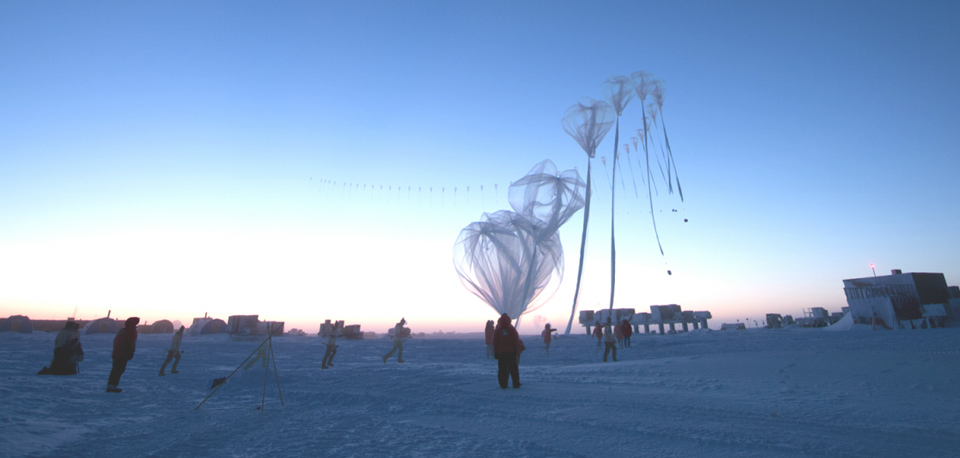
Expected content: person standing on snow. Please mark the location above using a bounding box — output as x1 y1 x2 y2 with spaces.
244 348 268 370
493 313 521 389
593 320 603 349
322 323 340 369
484 320 495 360
107 317 139 393
615 320 624 348
602 318 618 362
159 325 184 376
382 318 406 363
541 323 557 356
621 319 633 348
38 320 84 375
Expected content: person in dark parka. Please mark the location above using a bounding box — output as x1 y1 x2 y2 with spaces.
107 317 139 393
38 320 84 375
541 323 557 356
621 319 633 348
493 313 521 389
592 320 603 349
484 320 495 360
602 318 618 362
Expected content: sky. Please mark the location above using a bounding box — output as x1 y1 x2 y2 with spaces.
2 1 958 335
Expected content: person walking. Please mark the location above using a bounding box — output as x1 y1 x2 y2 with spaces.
382 318 406 363
621 319 633 348
244 348 268 370
615 320 624 348
593 320 603 349
159 325 184 376
602 318 618 362
493 313 521 389
322 324 340 369
484 320 495 360
107 317 139 393
38 320 84 375
541 323 557 356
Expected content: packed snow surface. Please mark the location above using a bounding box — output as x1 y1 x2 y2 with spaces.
3 326 959 457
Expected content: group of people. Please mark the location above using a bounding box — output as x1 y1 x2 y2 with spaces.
38 317 187 394
39 314 635 393
38 316 408 393
486 315 639 388
592 318 633 362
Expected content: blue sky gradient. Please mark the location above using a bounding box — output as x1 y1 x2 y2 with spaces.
2 1 958 334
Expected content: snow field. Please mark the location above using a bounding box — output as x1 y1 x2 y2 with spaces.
2 327 959 457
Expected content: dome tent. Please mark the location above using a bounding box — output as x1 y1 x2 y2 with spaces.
0 315 33 333
200 319 227 334
150 320 174 334
188 317 227 335
84 318 120 335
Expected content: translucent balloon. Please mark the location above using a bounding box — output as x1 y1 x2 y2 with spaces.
507 159 585 239
455 159 585 319
561 97 614 159
454 210 564 319
603 75 634 116
630 70 653 103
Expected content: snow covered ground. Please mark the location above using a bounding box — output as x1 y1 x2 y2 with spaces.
3 325 960 457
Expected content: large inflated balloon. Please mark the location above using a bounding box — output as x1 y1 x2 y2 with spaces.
508 159 585 238
454 210 563 319
455 162 584 319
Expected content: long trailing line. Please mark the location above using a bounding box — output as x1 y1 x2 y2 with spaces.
609 116 619 311
314 167 661 208
564 158 592 335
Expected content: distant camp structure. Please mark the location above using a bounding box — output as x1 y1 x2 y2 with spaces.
1 315 178 334
795 307 842 328
189 315 228 336
138 319 175 334
86 315 179 335
5 317 94 333
228 315 284 337
579 304 712 335
765 314 793 329
84 317 121 335
318 319 364 340
843 269 960 329
0 315 33 333
760 269 960 331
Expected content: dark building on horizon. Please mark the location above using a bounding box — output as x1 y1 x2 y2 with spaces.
842 269 957 327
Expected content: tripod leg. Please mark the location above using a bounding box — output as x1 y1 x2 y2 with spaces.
196 336 271 411
261 329 272 413
269 333 284 405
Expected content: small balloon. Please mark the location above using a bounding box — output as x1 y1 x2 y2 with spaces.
684 219 688 222
667 270 672 275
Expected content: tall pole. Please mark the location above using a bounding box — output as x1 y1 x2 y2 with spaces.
609 116 619 311
261 326 270 413
565 159 592 335
270 328 284 406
